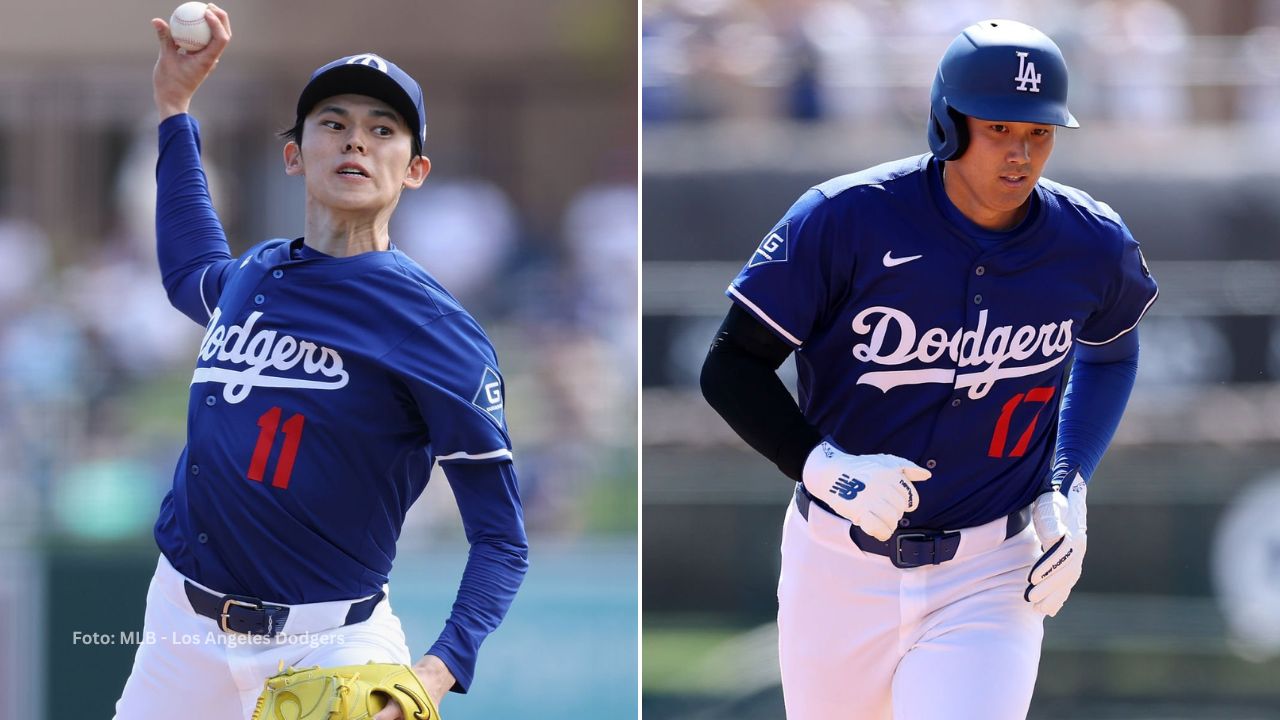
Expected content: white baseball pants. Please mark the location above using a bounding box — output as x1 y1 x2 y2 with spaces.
113 555 412 720
778 494 1046 720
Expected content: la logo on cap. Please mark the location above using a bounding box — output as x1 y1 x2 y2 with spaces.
346 54 389 73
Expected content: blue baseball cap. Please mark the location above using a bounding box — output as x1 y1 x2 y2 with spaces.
295 53 427 155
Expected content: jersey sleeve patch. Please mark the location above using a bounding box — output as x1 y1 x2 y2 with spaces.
748 223 789 268
472 366 505 426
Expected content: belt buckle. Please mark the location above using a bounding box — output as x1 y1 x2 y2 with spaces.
220 597 263 635
892 532 935 569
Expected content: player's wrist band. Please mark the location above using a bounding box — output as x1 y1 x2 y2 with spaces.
183 581 384 637
794 484 1031 569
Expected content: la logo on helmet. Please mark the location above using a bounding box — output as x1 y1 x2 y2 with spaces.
1014 51 1041 93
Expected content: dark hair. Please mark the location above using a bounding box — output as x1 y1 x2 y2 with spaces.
279 121 304 147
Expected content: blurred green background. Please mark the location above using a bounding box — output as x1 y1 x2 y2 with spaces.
0 1 637 719
643 0 1280 718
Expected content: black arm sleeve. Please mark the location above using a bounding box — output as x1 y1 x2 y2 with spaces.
700 303 823 481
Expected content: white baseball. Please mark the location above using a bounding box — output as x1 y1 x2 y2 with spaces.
169 2 212 53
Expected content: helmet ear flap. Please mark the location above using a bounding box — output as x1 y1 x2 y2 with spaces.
945 107 969 160
927 104 970 161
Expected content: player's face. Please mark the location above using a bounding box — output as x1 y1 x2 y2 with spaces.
283 94 429 214
943 117 1055 231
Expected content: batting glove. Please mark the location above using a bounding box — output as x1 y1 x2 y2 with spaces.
1025 473 1088 617
801 439 931 542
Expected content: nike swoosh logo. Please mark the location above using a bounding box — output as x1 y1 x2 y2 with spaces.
240 255 253 269
883 251 923 268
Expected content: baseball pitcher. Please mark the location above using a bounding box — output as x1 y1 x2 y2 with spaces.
113 6 528 719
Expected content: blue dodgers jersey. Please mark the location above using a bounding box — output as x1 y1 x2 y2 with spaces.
154 238 512 604
729 154 1158 530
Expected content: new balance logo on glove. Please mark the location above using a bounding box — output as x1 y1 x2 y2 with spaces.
830 475 866 500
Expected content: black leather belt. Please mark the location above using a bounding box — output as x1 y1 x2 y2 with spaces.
183 581 384 637
794 484 1031 569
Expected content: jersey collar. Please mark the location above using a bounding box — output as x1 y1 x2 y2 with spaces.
925 156 1046 249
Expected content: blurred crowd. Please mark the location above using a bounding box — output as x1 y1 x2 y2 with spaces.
644 0 1280 126
0 127 637 545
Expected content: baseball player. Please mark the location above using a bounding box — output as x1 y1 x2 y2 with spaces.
701 19 1157 719
114 6 528 719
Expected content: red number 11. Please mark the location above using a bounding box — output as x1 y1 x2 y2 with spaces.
247 406 306 489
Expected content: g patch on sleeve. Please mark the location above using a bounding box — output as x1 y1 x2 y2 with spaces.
748 223 789 268
472 366 505 426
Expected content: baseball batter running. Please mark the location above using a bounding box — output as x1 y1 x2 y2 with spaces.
701 19 1158 719
114 6 528 719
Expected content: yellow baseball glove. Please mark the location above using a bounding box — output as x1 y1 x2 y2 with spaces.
251 662 439 720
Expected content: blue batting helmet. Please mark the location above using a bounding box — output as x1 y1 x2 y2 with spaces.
928 19 1079 160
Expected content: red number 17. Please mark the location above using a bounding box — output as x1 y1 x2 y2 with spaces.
988 386 1055 459
247 407 306 489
